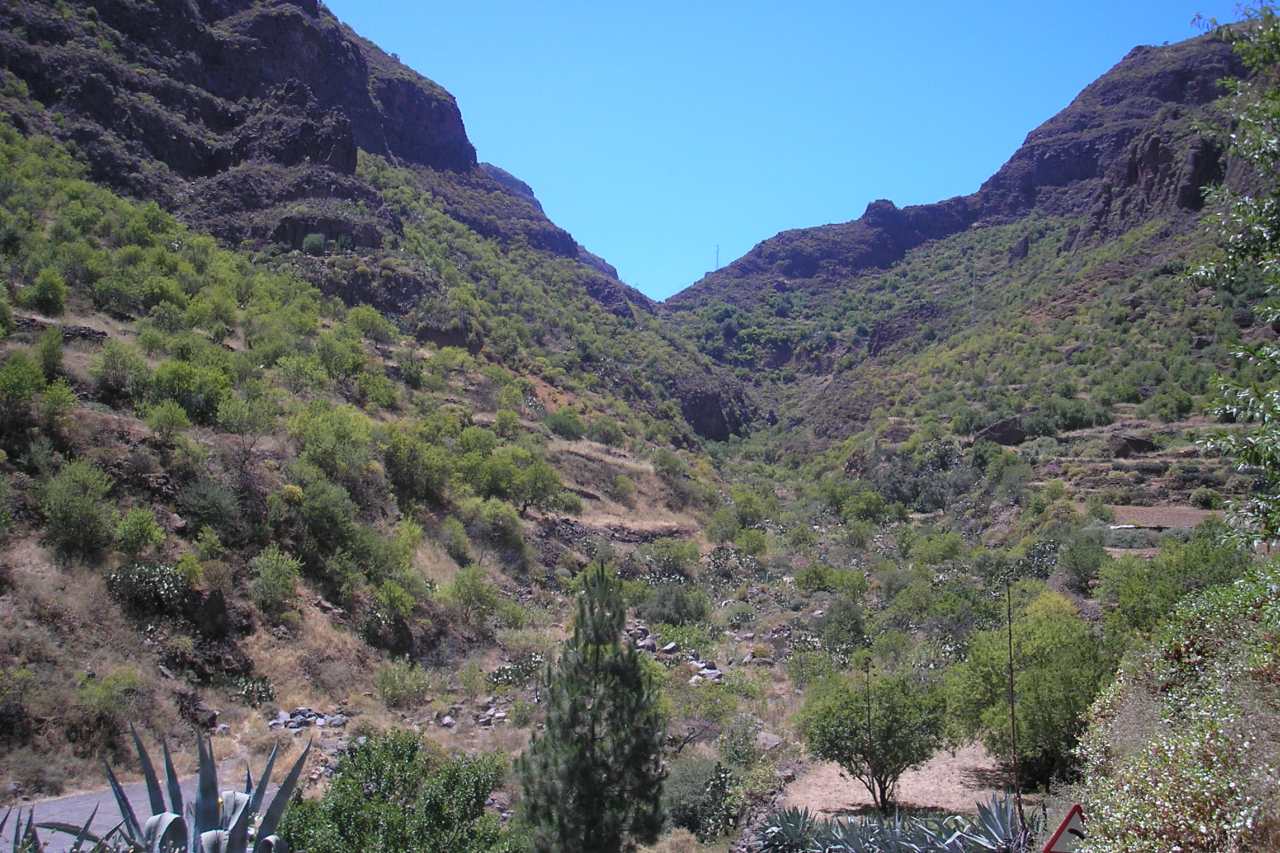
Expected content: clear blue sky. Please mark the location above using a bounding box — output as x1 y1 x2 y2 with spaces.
325 1 1239 300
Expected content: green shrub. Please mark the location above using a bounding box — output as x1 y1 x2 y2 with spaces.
376 659 432 708
145 399 191 442
545 407 586 439
91 339 150 404
107 562 189 615
152 360 230 423
36 326 62 380
663 756 739 841
439 566 499 626
115 506 165 560
279 730 509 853
608 474 637 506
250 545 301 620
786 650 836 689
0 351 44 431
302 233 326 256
440 516 471 564
587 417 626 446
21 268 67 315
39 379 76 432
734 527 767 556
637 583 709 626
43 460 115 558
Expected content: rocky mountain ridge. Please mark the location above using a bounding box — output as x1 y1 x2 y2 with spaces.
666 33 1243 311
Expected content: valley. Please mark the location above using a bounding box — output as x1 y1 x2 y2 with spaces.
0 2 1277 852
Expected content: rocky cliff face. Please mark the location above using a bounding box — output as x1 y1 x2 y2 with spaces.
667 33 1244 311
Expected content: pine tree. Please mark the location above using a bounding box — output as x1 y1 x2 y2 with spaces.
518 562 665 853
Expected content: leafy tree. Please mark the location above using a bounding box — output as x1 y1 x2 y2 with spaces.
43 460 115 558
513 456 562 513
1197 5 1280 543
945 590 1107 785
280 731 512 852
0 351 44 434
91 339 150 404
519 561 665 852
545 407 586 440
800 669 944 812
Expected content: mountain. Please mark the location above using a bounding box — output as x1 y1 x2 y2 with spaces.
663 32 1260 447
0 0 753 439
668 33 1241 312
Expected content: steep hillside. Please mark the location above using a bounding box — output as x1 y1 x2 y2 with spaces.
0 0 753 441
665 32 1258 452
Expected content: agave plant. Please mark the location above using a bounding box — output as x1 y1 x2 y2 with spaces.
44 725 311 853
757 792 1043 853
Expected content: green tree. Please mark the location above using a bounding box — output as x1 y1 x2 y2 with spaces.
800 669 944 812
43 460 115 559
0 351 44 434
518 561 665 852
145 399 191 443
945 590 1107 785
1198 5 1280 543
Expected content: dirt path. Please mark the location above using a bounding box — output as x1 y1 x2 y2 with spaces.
782 743 1007 816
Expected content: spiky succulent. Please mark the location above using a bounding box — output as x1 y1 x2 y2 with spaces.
3 803 115 852
42 724 311 853
756 793 1042 853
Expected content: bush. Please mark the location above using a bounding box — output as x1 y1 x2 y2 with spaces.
440 516 471 564
439 566 499 626
39 379 76 432
250 545 301 620
151 360 230 423
545 407 586 439
178 477 244 544
637 583 709 626
587 417 626 446
279 731 510 853
43 460 115 558
91 339 150 404
607 474 637 507
302 232 326 256
376 659 432 708
36 326 62 380
21 268 67 315
145 399 191 442
115 507 165 560
664 756 739 841
0 351 44 431
734 527 767 556
107 562 189 615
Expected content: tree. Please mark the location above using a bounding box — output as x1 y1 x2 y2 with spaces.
518 561 665 852
35 326 62 381
115 507 165 561
1198 6 1280 543
22 268 67 315
945 590 1107 785
800 669 944 812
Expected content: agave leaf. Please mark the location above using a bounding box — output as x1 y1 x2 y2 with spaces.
21 809 37 851
130 724 167 818
256 836 288 853
104 759 144 841
193 736 220 836
252 740 310 851
197 829 228 853
37 803 105 847
220 791 252 851
244 767 253 797
160 739 184 817
143 812 187 853
247 744 278 818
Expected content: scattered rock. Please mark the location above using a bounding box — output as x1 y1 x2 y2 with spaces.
660 641 679 654
440 715 456 728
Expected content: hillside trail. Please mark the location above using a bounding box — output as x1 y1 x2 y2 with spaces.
782 743 1007 817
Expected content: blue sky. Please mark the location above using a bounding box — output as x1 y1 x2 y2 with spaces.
325 1 1240 300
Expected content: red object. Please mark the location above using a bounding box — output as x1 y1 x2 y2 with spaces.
1043 803 1086 853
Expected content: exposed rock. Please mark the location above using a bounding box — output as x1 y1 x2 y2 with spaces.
1109 433 1158 458
975 416 1027 447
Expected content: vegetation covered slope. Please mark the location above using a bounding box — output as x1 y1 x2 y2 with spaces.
1 3 1279 853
